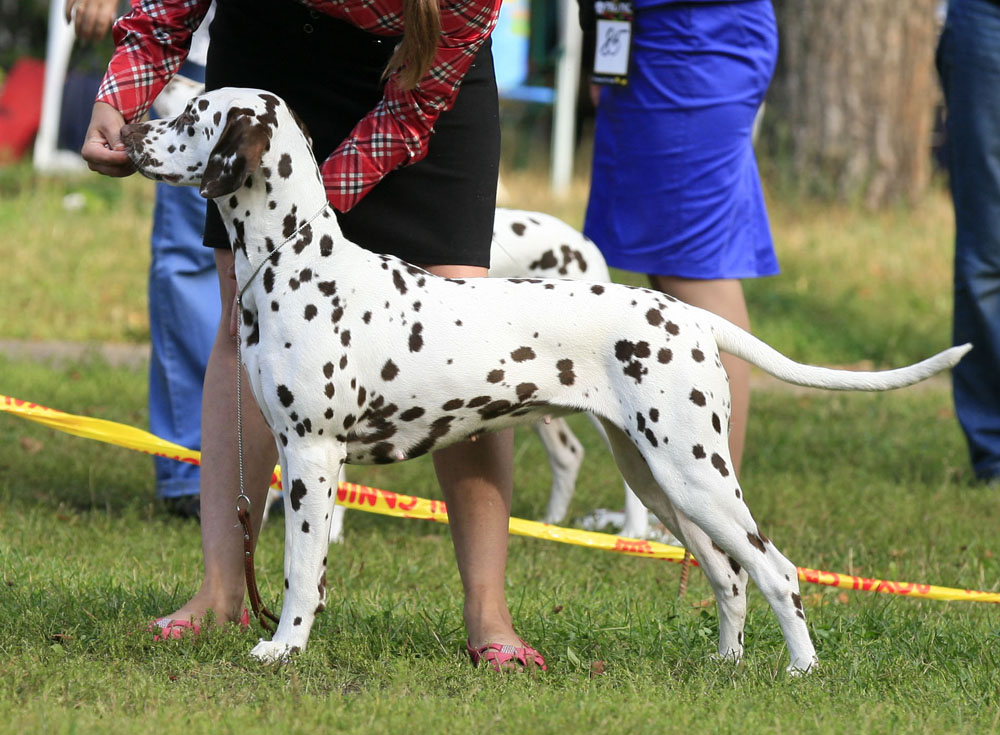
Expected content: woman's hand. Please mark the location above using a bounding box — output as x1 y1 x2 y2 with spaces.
81 102 136 177
65 0 118 42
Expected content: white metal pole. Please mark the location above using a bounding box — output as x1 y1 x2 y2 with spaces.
550 0 582 195
34 0 86 172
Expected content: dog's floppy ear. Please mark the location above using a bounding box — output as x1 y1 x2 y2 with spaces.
200 108 272 199
287 105 313 147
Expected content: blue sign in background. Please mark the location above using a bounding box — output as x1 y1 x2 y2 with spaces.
492 0 530 92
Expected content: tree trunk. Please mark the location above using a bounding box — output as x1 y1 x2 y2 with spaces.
764 0 940 208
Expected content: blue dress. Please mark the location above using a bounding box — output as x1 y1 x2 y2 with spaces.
584 0 779 280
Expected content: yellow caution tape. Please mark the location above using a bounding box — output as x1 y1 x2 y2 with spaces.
4 393 999 604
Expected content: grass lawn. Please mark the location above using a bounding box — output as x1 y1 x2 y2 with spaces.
1 163 998 734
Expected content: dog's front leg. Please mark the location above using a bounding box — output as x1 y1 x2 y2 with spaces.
250 440 344 663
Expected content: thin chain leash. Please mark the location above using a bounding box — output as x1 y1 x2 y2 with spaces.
235 301 280 633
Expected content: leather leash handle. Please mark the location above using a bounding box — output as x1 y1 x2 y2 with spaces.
238 507 281 633
677 549 692 599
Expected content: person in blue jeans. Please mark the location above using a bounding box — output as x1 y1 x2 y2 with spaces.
67 0 218 515
937 0 1000 484
148 172 219 517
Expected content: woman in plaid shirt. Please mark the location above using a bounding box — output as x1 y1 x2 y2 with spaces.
82 0 545 672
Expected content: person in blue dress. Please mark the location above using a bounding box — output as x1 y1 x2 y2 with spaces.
585 0 779 475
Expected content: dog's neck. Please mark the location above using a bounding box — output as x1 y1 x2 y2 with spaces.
214 129 337 274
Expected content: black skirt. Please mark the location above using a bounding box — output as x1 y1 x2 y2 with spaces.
203 0 500 267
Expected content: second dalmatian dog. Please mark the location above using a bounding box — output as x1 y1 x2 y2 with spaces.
122 88 969 673
265 208 653 544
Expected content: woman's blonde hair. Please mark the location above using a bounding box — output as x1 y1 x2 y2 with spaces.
385 0 442 90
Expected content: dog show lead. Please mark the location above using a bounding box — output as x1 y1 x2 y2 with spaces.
80 0 546 672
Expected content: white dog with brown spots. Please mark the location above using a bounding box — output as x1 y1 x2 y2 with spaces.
267 207 655 545
121 88 969 673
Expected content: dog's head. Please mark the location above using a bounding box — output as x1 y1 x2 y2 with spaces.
122 87 311 200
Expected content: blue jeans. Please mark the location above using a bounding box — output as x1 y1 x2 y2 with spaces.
937 0 1000 481
149 181 219 498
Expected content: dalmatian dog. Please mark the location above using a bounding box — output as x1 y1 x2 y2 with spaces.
121 88 969 672
264 208 653 544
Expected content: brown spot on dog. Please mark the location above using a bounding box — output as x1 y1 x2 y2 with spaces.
289 479 307 511
400 406 425 421
409 323 424 352
381 360 399 381
392 270 407 295
516 382 538 401
711 453 730 477
557 358 575 385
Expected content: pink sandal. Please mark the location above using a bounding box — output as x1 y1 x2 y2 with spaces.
466 638 547 672
148 608 250 642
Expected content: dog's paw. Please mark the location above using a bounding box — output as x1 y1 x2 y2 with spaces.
250 639 298 664
708 649 743 666
786 656 819 676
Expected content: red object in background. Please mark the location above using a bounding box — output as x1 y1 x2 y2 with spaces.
0 58 46 163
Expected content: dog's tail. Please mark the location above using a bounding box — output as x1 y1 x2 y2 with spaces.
704 310 971 391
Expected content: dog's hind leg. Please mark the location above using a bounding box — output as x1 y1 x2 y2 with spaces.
250 440 344 663
535 417 585 525
597 419 749 663
626 423 816 674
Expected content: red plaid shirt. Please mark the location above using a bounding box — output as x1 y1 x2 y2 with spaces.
97 0 500 211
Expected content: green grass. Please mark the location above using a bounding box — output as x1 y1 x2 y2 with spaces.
2 357 998 734
1 163 997 733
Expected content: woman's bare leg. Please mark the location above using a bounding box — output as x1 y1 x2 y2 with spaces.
157 249 277 624
422 263 521 649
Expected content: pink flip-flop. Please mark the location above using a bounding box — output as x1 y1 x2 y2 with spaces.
466 638 547 672
148 608 250 642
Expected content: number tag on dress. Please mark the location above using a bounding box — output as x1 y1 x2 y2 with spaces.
592 0 633 86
